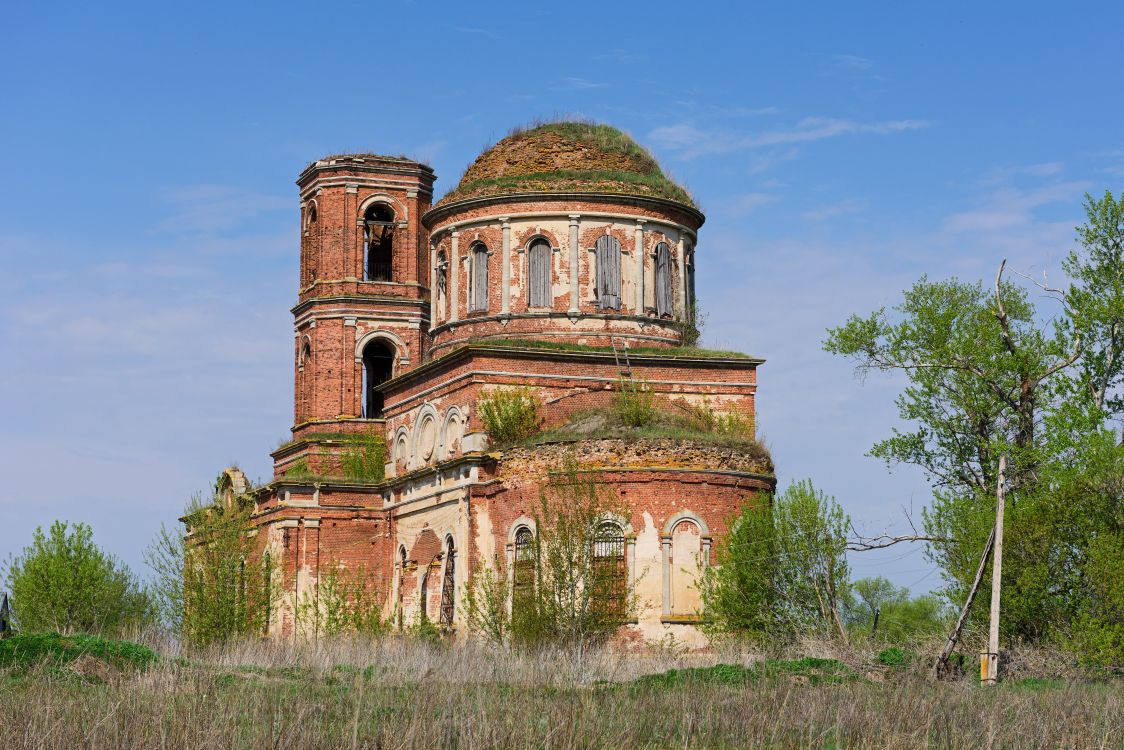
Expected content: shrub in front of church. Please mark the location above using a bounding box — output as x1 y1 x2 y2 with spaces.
464 456 634 647
478 387 541 446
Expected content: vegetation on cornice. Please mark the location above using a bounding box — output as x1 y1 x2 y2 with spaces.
462 337 755 360
438 121 695 208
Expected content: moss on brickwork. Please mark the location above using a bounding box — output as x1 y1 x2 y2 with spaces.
457 338 755 360
439 122 695 207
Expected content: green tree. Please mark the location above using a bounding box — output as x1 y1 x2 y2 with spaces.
147 475 275 648
825 190 1124 651
702 480 850 641
4 521 152 635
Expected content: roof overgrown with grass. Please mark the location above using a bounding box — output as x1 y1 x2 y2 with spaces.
438 121 695 208
472 337 756 360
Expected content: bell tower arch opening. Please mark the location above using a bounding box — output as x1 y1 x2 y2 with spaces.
362 339 395 418
363 203 395 281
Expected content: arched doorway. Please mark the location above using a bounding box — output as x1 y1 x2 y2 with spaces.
362 339 395 418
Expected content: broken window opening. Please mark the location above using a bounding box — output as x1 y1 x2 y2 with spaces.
513 526 536 612
439 538 456 627
363 204 395 282
362 339 394 418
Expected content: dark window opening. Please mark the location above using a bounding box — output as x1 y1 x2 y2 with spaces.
686 246 696 314
364 204 395 281
591 522 627 619
439 538 456 627
362 339 394 418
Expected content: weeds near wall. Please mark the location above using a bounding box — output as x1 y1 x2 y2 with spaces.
339 432 385 482
295 562 386 638
612 378 655 427
680 398 755 439
478 387 541 447
675 302 707 348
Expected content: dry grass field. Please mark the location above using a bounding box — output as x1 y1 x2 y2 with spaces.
1 635 1122 749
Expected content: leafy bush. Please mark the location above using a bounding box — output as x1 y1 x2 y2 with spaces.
612 379 655 427
464 455 632 648
296 562 386 637
3 521 153 636
0 632 158 672
146 475 277 648
877 647 915 667
478 387 541 446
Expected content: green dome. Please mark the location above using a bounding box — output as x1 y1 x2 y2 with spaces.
437 122 694 208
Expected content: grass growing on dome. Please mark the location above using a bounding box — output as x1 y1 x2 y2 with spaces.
440 119 697 207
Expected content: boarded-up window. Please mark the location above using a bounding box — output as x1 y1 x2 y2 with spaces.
471 244 489 312
528 240 552 307
670 520 703 616
686 245 696 313
595 235 621 310
655 242 673 317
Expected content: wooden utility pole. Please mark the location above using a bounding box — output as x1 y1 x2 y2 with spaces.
983 454 1008 686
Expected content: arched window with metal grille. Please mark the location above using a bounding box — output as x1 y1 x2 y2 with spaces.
471 243 489 312
528 239 552 307
439 537 456 627
591 521 627 619
595 235 621 310
512 526 536 613
655 241 673 317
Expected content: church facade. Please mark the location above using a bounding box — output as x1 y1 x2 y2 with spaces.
247 123 774 645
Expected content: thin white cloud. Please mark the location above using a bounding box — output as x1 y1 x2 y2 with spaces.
455 26 500 40
943 181 1090 234
158 185 289 233
557 77 609 90
831 54 875 71
728 192 777 216
649 117 929 159
801 198 869 222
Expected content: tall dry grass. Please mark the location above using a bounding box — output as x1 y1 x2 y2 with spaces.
2 636 1122 749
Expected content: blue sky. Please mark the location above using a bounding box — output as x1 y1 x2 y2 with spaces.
2 1 1121 595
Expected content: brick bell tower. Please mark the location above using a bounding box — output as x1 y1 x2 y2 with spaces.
286 154 435 452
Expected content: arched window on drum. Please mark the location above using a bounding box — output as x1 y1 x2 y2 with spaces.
528 239 552 308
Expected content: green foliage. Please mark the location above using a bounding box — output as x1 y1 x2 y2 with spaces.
3 521 152 636
0 632 158 671
632 658 857 689
296 563 387 637
675 301 707 347
842 576 954 642
680 398 755 439
824 190 1124 658
612 378 655 427
340 432 386 481
464 455 631 648
478 387 541 446
876 647 915 667
286 457 313 478
146 475 277 648
702 480 850 641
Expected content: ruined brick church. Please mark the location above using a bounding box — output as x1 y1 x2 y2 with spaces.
241 123 774 644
